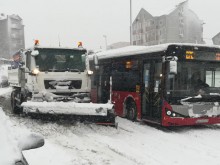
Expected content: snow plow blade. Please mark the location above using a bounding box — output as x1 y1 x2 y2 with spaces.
21 102 116 127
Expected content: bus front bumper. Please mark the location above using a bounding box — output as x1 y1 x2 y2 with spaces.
162 116 220 126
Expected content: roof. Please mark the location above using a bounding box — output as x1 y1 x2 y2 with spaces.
27 46 87 51
212 32 220 40
89 43 220 60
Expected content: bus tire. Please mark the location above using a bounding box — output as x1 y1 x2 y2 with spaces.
126 101 137 121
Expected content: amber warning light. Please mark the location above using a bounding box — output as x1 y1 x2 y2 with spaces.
78 42 83 48
34 40 39 46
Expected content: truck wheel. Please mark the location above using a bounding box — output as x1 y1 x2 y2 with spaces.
126 101 137 121
11 91 22 114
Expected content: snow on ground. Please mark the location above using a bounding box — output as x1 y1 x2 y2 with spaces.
1 87 220 165
18 117 220 165
0 105 44 165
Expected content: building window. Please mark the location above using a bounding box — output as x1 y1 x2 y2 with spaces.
150 20 154 26
179 7 184 16
179 18 184 26
145 19 150 27
179 28 184 38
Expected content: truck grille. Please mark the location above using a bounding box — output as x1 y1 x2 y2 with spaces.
44 80 82 89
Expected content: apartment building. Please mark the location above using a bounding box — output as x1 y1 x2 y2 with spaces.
132 1 204 46
0 14 25 59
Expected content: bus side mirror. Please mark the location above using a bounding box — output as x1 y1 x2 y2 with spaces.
93 54 99 70
169 60 177 75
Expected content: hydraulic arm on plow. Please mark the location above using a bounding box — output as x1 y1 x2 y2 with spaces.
8 42 116 126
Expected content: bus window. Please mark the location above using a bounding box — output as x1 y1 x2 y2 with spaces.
153 62 162 92
206 69 220 87
167 61 220 97
112 60 140 92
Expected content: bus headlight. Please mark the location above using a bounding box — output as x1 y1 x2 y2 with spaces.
166 110 172 116
166 108 183 118
32 68 39 75
87 70 93 75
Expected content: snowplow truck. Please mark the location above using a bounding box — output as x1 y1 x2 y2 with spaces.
8 44 115 126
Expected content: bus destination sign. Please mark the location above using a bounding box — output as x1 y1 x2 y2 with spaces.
185 51 220 61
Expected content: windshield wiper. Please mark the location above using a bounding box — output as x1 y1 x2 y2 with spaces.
181 94 220 103
48 68 59 72
70 69 81 73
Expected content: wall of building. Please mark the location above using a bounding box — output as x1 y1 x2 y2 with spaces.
132 1 204 46
0 14 25 59
0 19 10 58
212 33 220 45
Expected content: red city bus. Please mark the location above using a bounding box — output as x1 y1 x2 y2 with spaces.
89 43 220 126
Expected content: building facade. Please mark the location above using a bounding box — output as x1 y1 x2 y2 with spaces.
0 14 25 59
132 1 204 46
212 32 220 45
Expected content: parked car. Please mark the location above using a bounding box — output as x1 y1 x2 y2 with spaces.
0 75 9 87
0 109 44 165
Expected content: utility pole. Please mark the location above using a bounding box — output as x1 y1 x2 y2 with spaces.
103 35 108 50
58 35 61 47
130 0 132 45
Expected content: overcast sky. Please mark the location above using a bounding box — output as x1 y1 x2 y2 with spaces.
0 0 219 50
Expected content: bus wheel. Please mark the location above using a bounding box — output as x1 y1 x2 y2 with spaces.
126 101 137 121
11 90 22 114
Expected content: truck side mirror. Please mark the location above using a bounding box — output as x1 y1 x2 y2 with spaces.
31 50 39 56
93 54 99 70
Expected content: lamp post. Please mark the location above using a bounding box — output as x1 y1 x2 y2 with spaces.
103 35 108 50
130 0 132 45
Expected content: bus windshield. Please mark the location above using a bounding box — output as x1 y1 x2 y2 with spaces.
167 61 220 97
35 48 86 72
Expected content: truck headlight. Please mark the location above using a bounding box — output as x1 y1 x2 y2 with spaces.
32 68 39 75
87 70 93 75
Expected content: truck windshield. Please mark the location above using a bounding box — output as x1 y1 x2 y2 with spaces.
167 61 220 98
35 48 86 72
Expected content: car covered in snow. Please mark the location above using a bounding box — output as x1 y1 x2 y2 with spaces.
0 65 9 88
0 108 44 165
0 75 9 87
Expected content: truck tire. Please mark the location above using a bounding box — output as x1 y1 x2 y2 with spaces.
11 90 22 114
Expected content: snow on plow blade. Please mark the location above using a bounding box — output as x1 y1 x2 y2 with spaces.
21 102 116 126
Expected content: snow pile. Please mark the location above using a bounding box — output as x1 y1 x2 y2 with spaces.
0 107 44 164
0 108 22 164
0 87 12 97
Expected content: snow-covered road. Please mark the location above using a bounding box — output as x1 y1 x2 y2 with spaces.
1 87 220 165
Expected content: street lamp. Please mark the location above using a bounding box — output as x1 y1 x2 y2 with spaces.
130 0 132 45
103 35 108 50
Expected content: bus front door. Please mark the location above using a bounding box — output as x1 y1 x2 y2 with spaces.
142 62 162 122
